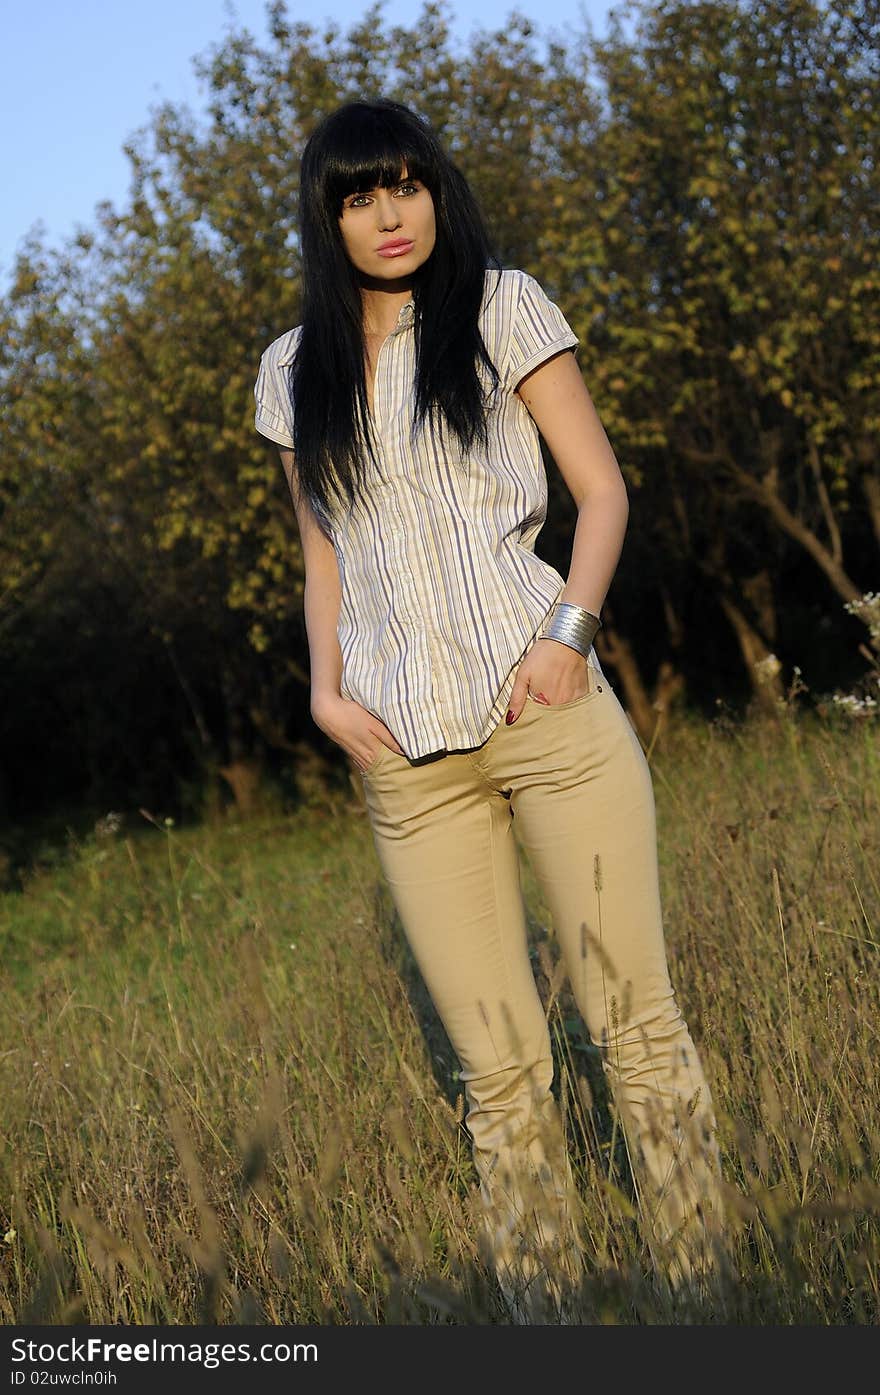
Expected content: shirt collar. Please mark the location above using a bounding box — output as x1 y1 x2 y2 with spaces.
393 298 415 332
276 299 414 368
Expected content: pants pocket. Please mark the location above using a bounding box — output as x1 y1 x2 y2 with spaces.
528 660 604 710
362 742 392 777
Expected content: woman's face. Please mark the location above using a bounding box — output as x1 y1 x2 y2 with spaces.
338 166 436 281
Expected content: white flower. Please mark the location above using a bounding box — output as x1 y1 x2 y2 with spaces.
831 692 878 718
754 653 782 684
844 592 880 644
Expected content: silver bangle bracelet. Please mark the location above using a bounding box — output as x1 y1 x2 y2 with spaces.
540 602 602 660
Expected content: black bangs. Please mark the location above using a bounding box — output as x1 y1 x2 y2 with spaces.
327 148 432 208
314 103 440 212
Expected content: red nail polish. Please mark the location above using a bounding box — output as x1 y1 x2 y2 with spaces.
505 710 515 724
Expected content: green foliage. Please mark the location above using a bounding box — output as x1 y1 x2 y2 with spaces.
0 0 877 823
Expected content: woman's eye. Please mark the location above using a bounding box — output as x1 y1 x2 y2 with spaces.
344 183 419 209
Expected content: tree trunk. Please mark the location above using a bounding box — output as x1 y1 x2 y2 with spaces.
861 470 880 551
656 584 687 713
652 657 687 716
717 589 784 708
725 457 865 610
217 757 266 816
219 665 268 817
594 610 661 749
807 437 843 566
680 443 874 637
741 568 779 645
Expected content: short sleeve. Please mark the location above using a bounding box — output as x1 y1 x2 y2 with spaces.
504 273 579 390
254 341 296 448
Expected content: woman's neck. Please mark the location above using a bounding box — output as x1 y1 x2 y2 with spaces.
359 279 414 338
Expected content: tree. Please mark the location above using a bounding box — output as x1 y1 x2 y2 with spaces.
1 0 876 830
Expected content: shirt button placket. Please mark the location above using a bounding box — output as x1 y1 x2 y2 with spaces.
384 306 442 747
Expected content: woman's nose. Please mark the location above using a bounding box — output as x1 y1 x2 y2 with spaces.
375 194 402 230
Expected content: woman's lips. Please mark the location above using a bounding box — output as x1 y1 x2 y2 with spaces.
377 240 414 258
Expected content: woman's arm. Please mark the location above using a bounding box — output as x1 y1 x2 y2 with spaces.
278 447 344 712
507 350 630 716
278 447 404 767
516 348 629 616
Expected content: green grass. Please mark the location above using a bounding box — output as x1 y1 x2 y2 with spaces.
1 700 878 1325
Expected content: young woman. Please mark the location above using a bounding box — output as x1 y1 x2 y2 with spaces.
254 98 726 1320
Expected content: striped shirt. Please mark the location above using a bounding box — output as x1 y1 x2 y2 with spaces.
254 268 603 761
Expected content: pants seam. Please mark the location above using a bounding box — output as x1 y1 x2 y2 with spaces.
482 789 539 1082
486 791 514 1068
465 748 494 787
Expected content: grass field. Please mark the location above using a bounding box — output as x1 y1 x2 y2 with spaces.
2 697 878 1325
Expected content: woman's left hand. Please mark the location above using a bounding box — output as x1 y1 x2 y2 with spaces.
505 638 591 723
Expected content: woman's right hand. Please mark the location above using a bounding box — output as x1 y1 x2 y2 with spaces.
311 692 405 773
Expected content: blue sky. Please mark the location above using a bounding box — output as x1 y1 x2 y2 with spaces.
1 0 616 290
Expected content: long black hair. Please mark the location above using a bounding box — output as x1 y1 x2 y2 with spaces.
289 98 501 528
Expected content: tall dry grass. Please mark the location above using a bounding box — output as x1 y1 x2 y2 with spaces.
1 691 878 1324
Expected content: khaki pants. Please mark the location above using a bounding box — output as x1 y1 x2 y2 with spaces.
359 662 725 1317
